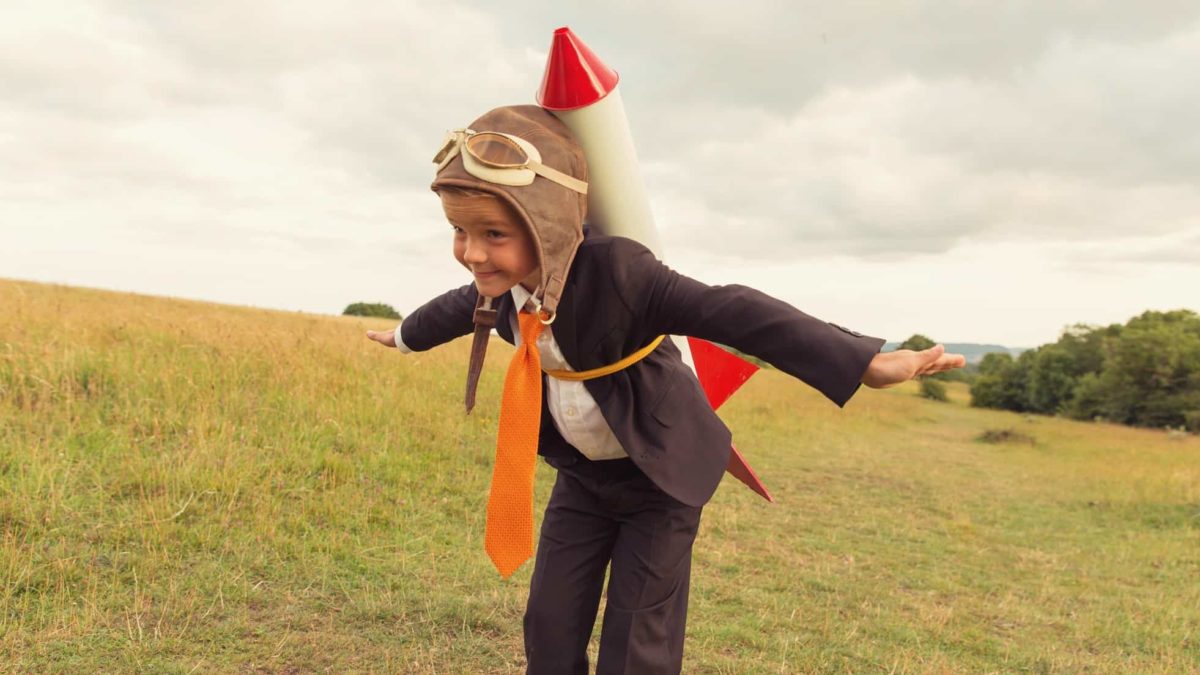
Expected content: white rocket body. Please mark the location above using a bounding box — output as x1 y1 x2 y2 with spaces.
550 88 664 258
546 87 691 366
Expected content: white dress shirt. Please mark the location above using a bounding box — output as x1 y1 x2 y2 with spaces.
394 285 628 460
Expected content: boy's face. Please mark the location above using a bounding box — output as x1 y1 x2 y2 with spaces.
442 191 540 298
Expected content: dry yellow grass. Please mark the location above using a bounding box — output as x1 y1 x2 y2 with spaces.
2 277 1198 672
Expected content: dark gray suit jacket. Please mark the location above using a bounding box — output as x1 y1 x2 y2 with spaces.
400 235 885 507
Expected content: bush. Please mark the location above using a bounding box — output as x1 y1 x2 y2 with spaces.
976 428 1036 445
343 302 402 320
920 378 948 402
899 334 937 352
940 367 974 384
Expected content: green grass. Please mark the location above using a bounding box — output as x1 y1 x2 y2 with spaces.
1 278 1198 673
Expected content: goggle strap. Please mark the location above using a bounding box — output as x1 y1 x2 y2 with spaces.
528 160 588 195
433 132 463 170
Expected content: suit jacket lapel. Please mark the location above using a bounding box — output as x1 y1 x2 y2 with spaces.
493 293 516 344
551 279 582 369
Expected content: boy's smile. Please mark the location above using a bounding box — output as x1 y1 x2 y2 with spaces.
442 191 540 298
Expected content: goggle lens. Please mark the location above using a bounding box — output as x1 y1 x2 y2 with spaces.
466 132 528 169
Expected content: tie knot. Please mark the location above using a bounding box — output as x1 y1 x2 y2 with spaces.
517 310 544 344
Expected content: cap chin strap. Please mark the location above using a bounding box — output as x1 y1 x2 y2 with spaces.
530 288 556 325
464 295 498 414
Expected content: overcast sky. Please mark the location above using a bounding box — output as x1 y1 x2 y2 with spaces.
4 1 1199 347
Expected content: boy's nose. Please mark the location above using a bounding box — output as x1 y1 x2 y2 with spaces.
462 239 487 264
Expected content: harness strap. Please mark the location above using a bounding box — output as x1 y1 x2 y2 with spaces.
543 335 667 381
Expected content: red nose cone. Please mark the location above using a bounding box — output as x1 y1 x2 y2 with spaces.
537 27 619 111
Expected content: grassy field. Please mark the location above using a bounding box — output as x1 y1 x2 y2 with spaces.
1 277 1197 673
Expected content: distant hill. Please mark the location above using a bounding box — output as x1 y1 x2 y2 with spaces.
882 342 1027 365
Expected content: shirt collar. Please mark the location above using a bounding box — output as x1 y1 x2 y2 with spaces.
509 283 535 313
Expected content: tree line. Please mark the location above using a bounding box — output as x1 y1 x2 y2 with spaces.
969 310 1200 432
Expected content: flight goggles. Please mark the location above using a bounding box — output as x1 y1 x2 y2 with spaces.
433 129 588 194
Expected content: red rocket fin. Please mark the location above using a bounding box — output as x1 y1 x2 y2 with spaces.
687 337 759 409
686 337 773 503
537 27 620 111
727 443 774 503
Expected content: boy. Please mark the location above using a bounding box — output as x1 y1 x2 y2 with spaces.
367 105 963 674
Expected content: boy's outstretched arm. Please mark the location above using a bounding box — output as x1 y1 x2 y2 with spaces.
610 238 961 404
364 283 479 352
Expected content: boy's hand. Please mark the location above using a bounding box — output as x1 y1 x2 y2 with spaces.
861 344 966 389
365 330 397 348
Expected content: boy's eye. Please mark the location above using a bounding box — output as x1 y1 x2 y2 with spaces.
486 230 508 239
451 226 464 234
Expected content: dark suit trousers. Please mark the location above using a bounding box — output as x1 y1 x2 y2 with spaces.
524 457 703 675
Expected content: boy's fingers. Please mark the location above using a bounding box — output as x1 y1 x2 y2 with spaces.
366 329 397 348
915 350 966 376
906 345 942 375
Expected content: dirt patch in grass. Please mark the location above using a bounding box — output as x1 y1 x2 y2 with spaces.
976 428 1036 445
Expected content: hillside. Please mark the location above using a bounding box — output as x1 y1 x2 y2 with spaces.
1 278 1197 672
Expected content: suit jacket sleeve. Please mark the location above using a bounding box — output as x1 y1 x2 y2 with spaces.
398 283 479 352
610 238 885 407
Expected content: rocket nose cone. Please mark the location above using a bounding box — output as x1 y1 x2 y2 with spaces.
537 26 619 111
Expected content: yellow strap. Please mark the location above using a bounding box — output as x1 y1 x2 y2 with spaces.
544 335 666 381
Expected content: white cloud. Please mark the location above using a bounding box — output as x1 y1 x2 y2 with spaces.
647 22 1200 261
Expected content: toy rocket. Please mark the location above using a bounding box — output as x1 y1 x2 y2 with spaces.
536 28 663 257
537 27 773 503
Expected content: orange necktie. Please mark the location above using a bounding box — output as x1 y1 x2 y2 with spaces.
485 310 545 578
